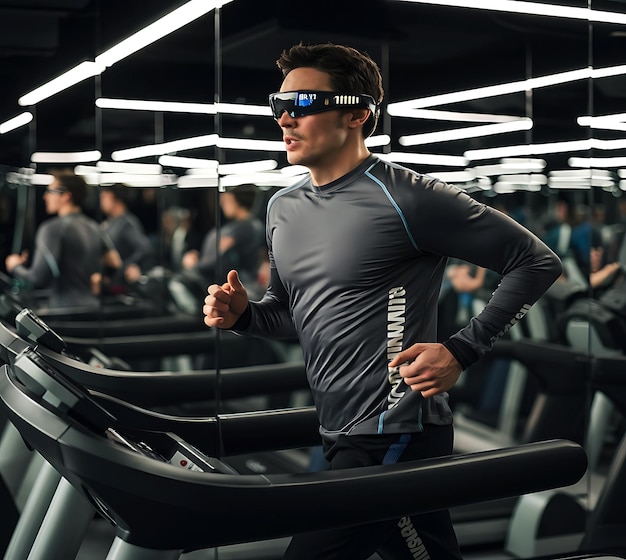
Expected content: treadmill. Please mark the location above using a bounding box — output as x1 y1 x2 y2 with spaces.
0 308 597 557
0 344 589 560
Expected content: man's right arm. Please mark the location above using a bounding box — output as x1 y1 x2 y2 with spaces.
231 264 297 340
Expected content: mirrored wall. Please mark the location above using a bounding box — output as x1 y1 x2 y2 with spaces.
1 0 626 555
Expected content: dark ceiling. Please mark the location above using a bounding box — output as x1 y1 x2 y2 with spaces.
0 0 625 175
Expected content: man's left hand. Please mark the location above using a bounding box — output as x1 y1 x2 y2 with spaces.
389 343 462 398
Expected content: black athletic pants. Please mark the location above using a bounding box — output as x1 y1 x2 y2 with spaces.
283 424 463 560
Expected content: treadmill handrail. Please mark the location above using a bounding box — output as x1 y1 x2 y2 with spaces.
0 320 308 405
0 362 588 551
90 390 322 455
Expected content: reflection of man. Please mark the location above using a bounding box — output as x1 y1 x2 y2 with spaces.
181 184 264 286
5 170 121 309
99 183 155 291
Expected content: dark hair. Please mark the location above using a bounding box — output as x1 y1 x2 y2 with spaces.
50 169 88 208
100 183 131 204
228 184 257 211
276 43 384 137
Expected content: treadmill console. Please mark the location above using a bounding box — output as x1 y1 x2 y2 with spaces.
15 308 66 354
11 347 236 475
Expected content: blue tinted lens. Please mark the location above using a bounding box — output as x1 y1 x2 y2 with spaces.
295 93 315 108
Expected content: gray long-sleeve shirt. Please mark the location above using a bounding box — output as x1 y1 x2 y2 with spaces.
12 212 116 309
234 155 562 441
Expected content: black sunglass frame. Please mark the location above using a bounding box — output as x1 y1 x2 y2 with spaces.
268 90 378 120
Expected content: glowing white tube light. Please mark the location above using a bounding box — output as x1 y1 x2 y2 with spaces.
5 172 53 186
177 176 219 188
216 137 285 151
427 170 476 182
365 135 391 147
159 155 219 168
399 119 532 146
95 0 234 68
494 182 543 194
280 165 309 176
569 157 626 168
113 135 287 161
465 138 626 161
97 161 163 174
97 98 216 114
99 173 177 186
387 108 523 122
184 169 219 178
389 69 589 111
96 98 272 116
217 160 278 175
18 61 105 106
17 1 232 107
497 173 547 184
577 114 626 133
578 113 626 125
216 102 272 116
74 166 100 175
389 64 626 112
31 150 102 163
392 1 626 25
548 169 615 189
471 158 546 175
220 172 304 188
111 134 219 161
378 152 468 167
550 168 613 178
0 112 33 134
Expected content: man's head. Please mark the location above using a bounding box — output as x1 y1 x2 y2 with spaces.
44 169 88 215
220 184 257 219
99 183 130 217
274 43 383 138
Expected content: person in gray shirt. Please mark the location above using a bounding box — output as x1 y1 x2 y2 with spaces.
6 170 121 310
203 43 562 559
99 183 155 293
181 184 265 287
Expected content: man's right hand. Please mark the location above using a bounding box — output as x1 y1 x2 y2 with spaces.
203 269 249 329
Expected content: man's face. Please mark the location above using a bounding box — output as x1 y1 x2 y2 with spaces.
100 190 115 216
219 191 237 219
276 67 351 170
43 179 68 215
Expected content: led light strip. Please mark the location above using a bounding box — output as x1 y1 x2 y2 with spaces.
465 139 626 161
30 151 102 164
95 0 234 68
399 119 532 146
0 112 34 134
569 157 626 168
388 108 524 122
111 134 390 161
389 65 626 112
17 0 234 106
96 98 271 117
392 0 626 25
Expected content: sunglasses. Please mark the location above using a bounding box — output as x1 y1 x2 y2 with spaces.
268 90 378 120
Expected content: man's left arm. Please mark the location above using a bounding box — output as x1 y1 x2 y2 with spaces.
391 179 562 395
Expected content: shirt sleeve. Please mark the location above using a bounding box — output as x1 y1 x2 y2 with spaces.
232 256 298 340
12 222 58 288
413 178 562 368
121 215 154 267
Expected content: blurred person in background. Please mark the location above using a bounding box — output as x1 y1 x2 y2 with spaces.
5 169 121 309
179 184 265 295
99 183 155 293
